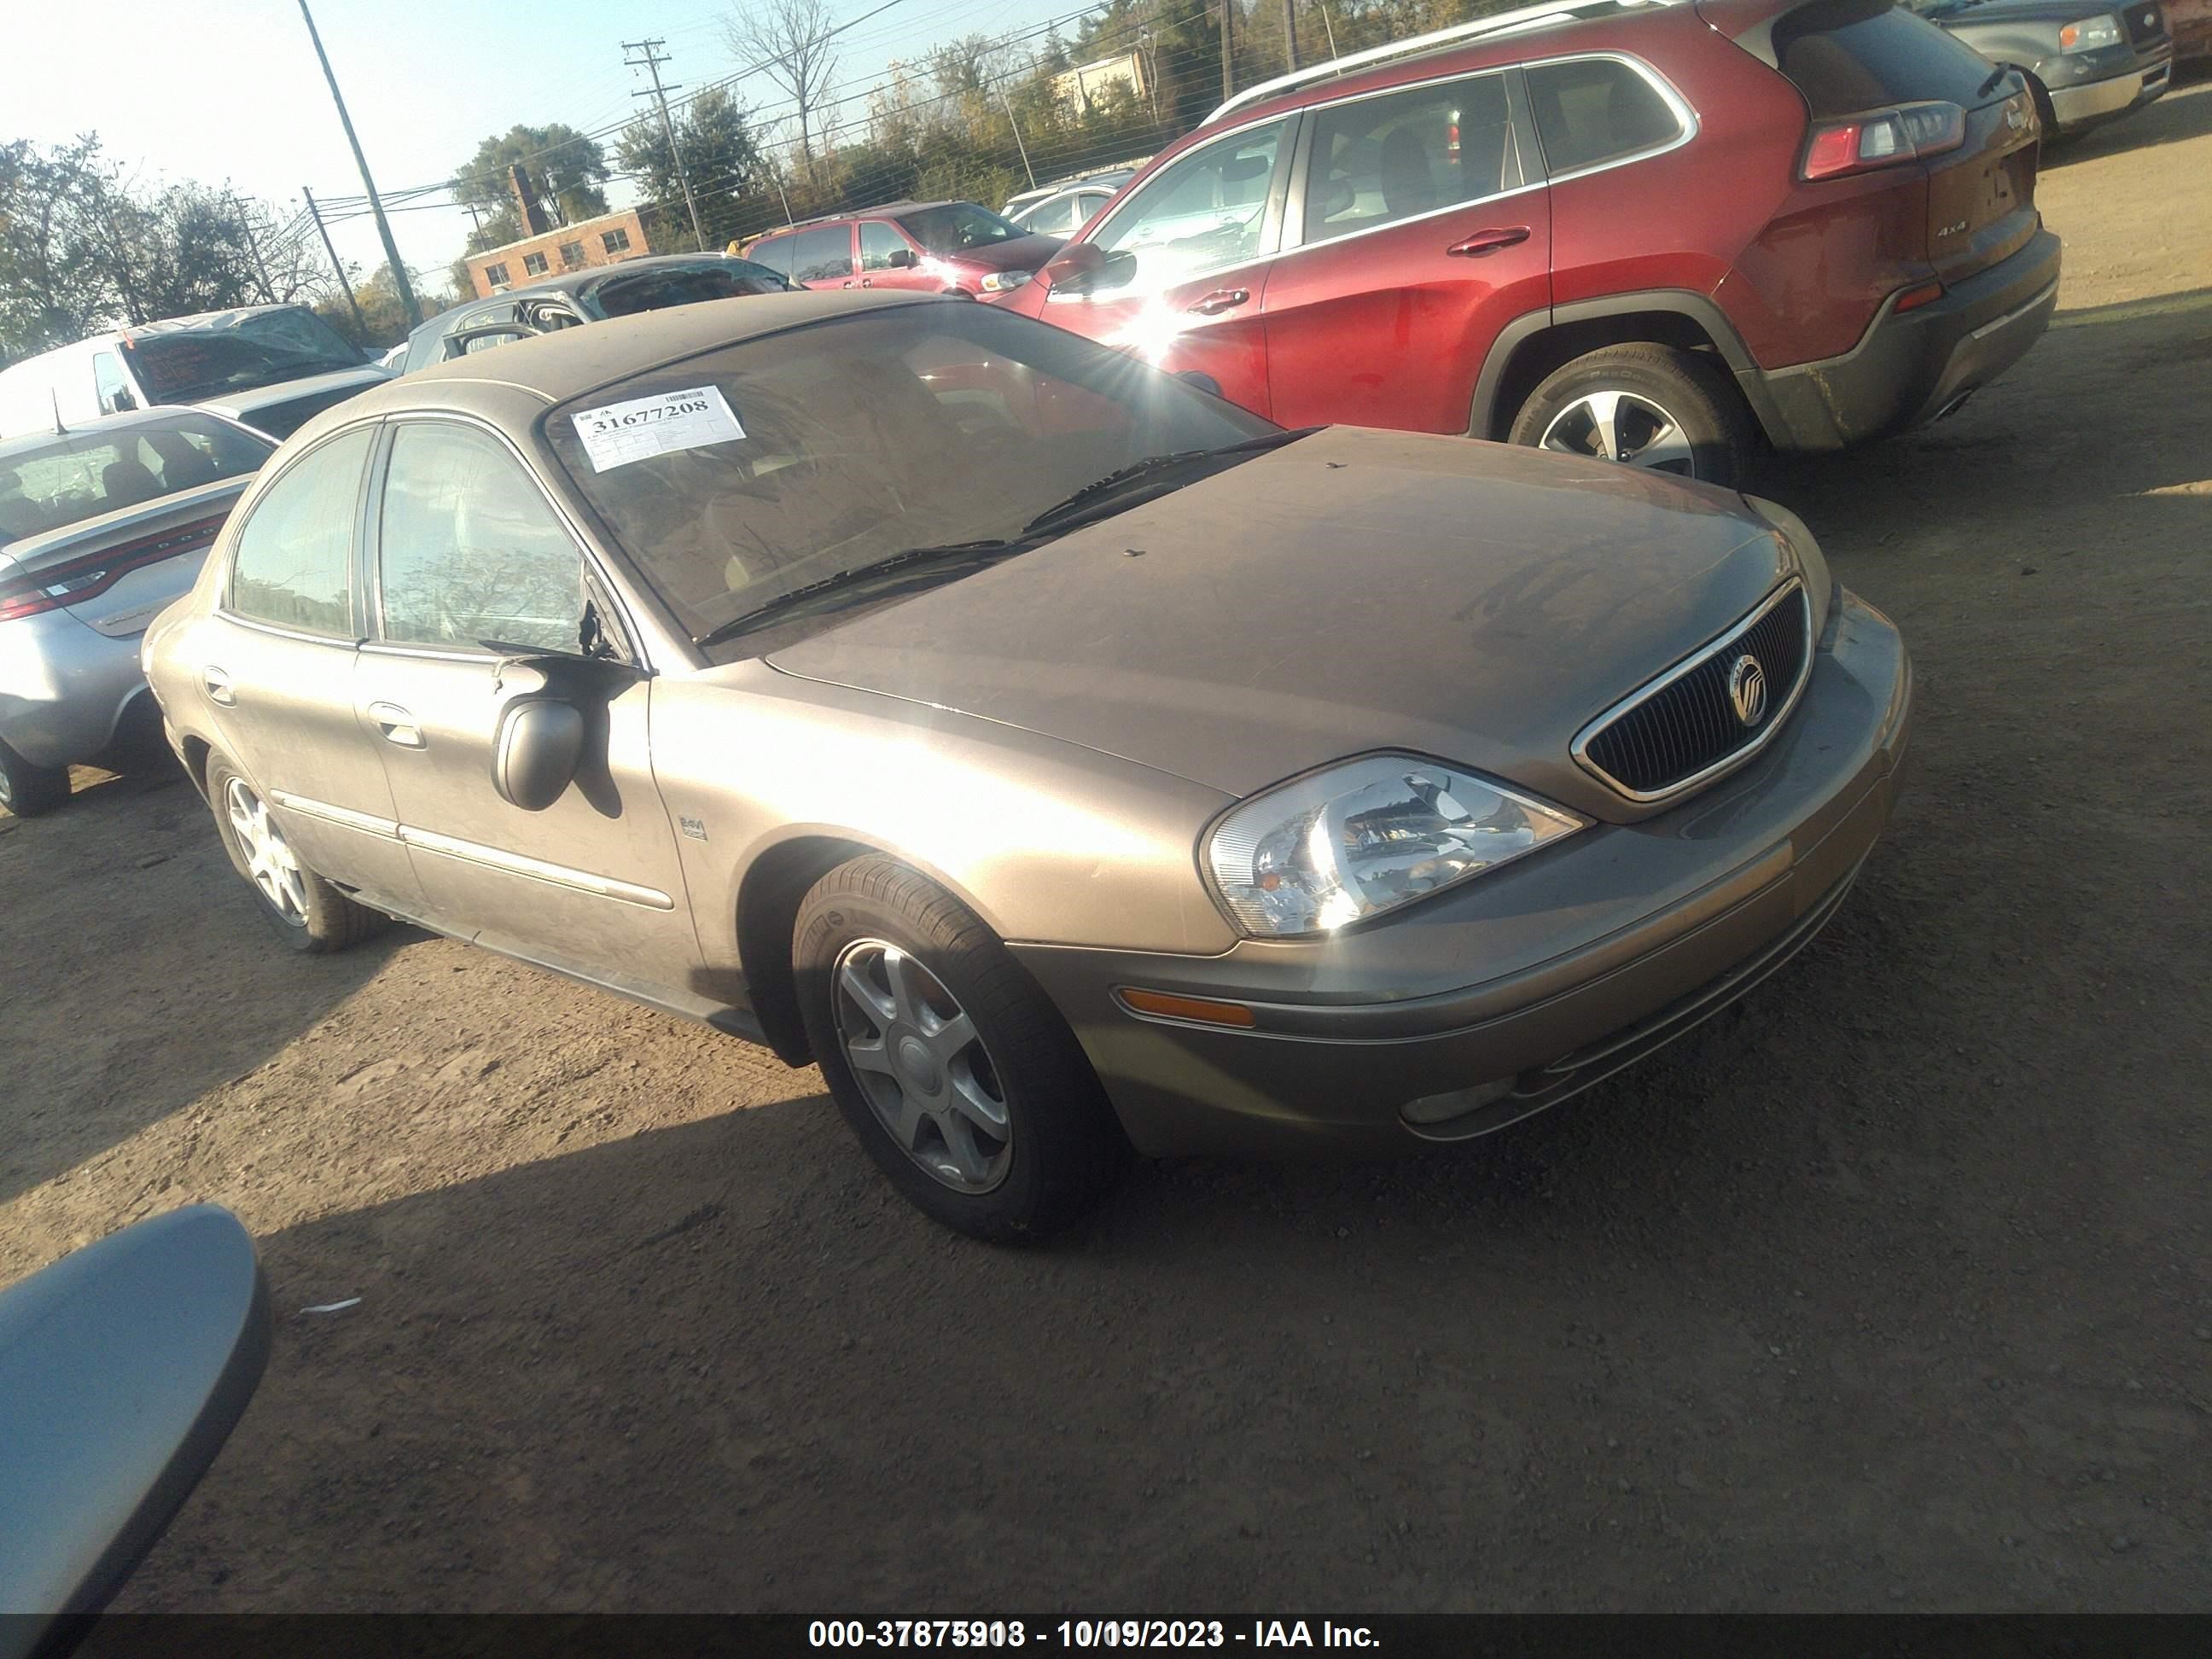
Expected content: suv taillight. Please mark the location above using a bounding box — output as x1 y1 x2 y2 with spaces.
1801 100 1967 181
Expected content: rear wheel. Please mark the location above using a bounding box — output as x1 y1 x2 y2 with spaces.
0 739 71 818
1510 343 1755 489
795 854 1128 1243
205 755 387 953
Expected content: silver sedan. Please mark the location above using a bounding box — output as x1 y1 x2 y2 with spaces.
1 409 272 815
143 292 1911 1240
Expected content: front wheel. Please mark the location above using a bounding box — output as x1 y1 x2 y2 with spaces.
0 738 71 818
1510 343 1755 489
205 755 387 953
794 855 1128 1243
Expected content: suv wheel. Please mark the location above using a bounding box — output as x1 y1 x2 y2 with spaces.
795 854 1129 1243
1510 344 1755 488
206 755 387 952
0 739 71 818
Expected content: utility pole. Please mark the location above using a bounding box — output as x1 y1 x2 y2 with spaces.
297 0 421 326
625 38 707 251
1283 0 1301 70
230 192 277 304
997 84 1037 189
302 188 370 341
1220 0 1236 104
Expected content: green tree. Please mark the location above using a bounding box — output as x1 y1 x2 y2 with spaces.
615 86 763 250
453 125 609 228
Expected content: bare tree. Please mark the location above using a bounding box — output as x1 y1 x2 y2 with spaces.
724 0 842 166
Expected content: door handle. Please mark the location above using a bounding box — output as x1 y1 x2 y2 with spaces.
1447 226 1532 258
202 666 235 707
841 279 856 288
859 276 873 287
368 701 423 748
1186 288 1251 316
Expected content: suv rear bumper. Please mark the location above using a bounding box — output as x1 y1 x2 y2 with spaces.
1751 228 2061 453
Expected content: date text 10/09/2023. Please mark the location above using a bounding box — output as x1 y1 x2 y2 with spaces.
807 1623 1380 1650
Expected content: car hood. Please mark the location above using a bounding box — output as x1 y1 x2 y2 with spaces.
941 233 1065 272
765 428 1796 823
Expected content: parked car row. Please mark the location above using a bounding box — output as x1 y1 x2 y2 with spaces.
733 201 1067 299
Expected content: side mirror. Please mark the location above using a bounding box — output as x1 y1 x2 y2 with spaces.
491 696 585 812
885 247 918 270
108 389 138 413
1176 370 1224 398
0 1206 269 1649
1040 242 1104 294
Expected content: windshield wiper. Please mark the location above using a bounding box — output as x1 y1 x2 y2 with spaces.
1019 428 1318 538
693 539 1021 649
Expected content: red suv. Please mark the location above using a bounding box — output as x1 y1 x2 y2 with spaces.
995 0 2062 486
740 201 1065 300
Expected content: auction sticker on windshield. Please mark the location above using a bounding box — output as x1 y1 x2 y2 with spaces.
569 385 745 472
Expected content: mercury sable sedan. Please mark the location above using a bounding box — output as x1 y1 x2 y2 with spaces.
143 291 1912 1240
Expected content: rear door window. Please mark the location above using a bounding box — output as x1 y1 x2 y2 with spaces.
228 427 373 636
789 225 854 283
1525 58 1685 176
1774 0 2000 114
1301 72 1518 243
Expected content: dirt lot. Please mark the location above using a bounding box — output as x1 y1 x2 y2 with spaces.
4 81 2210 1615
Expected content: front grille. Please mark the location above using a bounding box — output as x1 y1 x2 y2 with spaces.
1575 581 1812 801
2127 2 2165 44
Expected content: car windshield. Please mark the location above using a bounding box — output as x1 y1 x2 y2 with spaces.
543 303 1273 647
123 307 365 402
894 203 1026 255
584 259 792 319
0 415 272 547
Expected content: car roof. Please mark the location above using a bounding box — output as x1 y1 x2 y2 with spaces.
319 289 938 426
124 304 309 338
0 405 224 463
757 201 972 232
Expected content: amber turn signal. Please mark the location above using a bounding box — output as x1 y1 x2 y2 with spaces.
1116 988 1258 1027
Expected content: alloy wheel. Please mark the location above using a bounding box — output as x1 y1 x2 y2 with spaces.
1539 388 1697 476
831 938 1013 1194
224 776 309 927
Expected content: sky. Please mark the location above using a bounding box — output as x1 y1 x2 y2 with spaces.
2 0 1085 300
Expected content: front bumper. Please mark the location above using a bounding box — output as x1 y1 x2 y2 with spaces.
1755 228 2061 453
1012 590 1912 1159
0 611 156 770
2046 48 2174 129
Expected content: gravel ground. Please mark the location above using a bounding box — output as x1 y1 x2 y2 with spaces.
3 79 2209 1615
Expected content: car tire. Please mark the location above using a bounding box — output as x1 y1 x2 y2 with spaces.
204 754 387 953
0 739 71 818
1510 343 1755 489
794 854 1129 1243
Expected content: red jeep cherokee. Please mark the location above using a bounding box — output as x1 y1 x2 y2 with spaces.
994 0 2062 486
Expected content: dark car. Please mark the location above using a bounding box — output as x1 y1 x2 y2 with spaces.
740 201 1064 300
999 0 2059 488
1906 0 2173 135
392 253 791 375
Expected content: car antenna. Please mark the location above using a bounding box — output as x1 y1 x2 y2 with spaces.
50 390 67 436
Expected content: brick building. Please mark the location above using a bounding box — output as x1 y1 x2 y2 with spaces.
464 207 654 298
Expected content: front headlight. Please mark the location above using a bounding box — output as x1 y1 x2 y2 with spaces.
2059 14 2123 49
980 270 1031 293
1204 755 1586 939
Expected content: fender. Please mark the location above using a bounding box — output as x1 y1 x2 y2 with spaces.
1469 289 1796 449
